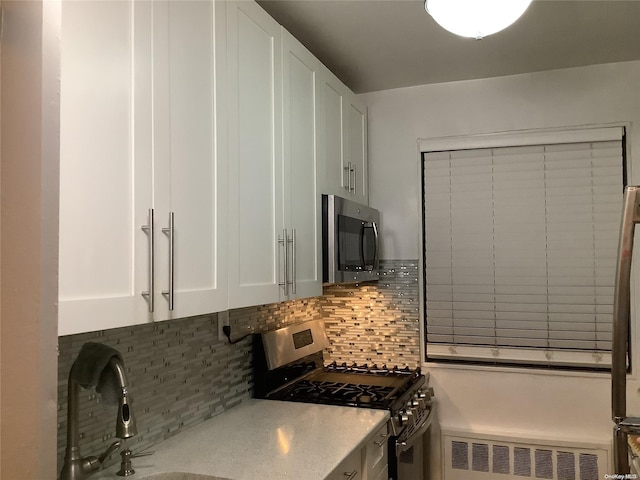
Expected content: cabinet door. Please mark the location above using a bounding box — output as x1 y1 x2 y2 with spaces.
346 91 369 205
59 0 153 335
319 66 369 206
318 65 347 198
281 29 322 300
326 448 363 480
363 424 389 480
152 0 227 320
227 1 283 308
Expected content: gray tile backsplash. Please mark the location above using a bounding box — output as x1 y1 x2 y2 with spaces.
56 259 419 472
323 260 421 367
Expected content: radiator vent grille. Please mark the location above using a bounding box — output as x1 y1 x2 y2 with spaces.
444 434 608 480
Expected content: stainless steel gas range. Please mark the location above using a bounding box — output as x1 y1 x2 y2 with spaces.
252 320 435 480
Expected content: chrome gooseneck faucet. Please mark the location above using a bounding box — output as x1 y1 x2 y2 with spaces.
61 353 137 480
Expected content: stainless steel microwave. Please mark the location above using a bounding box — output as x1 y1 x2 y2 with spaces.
322 194 380 284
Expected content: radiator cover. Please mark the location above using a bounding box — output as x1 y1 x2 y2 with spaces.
442 429 610 480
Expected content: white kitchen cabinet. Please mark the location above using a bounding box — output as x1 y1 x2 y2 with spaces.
362 424 389 480
318 66 347 200
326 448 363 480
326 422 388 480
318 65 369 205
346 91 369 205
226 2 321 308
59 0 154 335
281 29 323 301
226 0 283 308
152 0 227 321
59 0 227 335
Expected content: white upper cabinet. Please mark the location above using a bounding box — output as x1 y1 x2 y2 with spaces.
60 0 364 332
281 29 323 300
152 0 228 321
318 66 347 199
346 91 369 205
318 66 369 205
226 1 284 308
59 0 153 335
226 2 323 308
59 0 227 335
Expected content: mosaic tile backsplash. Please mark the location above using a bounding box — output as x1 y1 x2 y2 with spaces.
322 260 420 367
56 259 420 472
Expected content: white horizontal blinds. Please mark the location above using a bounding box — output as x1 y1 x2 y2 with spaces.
423 136 623 368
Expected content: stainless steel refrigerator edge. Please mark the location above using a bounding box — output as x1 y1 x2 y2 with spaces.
322 194 380 285
612 185 640 474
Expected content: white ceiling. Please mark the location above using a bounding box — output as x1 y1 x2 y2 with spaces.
257 0 640 93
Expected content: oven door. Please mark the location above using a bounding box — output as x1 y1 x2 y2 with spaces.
389 410 434 480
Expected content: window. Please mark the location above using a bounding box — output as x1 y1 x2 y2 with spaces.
421 127 625 369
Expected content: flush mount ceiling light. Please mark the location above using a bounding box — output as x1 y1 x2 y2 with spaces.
425 0 533 39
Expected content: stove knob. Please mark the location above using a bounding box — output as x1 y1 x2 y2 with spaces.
418 388 433 401
398 411 409 425
399 409 414 425
413 393 427 409
416 389 427 399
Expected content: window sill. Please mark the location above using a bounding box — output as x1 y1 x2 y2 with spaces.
422 360 616 381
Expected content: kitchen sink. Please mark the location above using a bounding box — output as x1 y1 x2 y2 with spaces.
139 473 232 480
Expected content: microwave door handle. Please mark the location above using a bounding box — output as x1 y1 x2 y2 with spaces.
359 222 366 268
361 222 379 271
372 221 379 269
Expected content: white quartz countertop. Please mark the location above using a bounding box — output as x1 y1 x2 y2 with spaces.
94 398 389 480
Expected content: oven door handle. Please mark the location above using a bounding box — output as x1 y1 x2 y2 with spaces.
396 410 433 457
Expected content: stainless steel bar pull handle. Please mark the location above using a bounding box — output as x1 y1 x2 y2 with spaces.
351 163 356 194
278 229 289 296
141 208 155 313
343 162 348 191
162 211 175 311
289 229 296 295
344 161 353 193
343 470 358 480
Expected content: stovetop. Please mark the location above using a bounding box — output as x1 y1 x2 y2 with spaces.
260 361 426 411
251 323 429 415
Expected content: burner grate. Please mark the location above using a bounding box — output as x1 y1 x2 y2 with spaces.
325 362 416 376
272 379 397 408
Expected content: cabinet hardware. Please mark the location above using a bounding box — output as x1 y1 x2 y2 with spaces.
344 162 352 193
352 164 356 194
289 229 296 294
344 162 356 194
161 211 175 311
344 470 358 480
278 229 289 296
373 432 389 446
141 208 155 313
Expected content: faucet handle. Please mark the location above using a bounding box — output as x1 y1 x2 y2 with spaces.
131 450 155 458
74 440 121 477
99 440 122 464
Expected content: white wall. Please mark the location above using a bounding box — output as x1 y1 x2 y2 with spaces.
362 61 640 260
361 61 640 478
